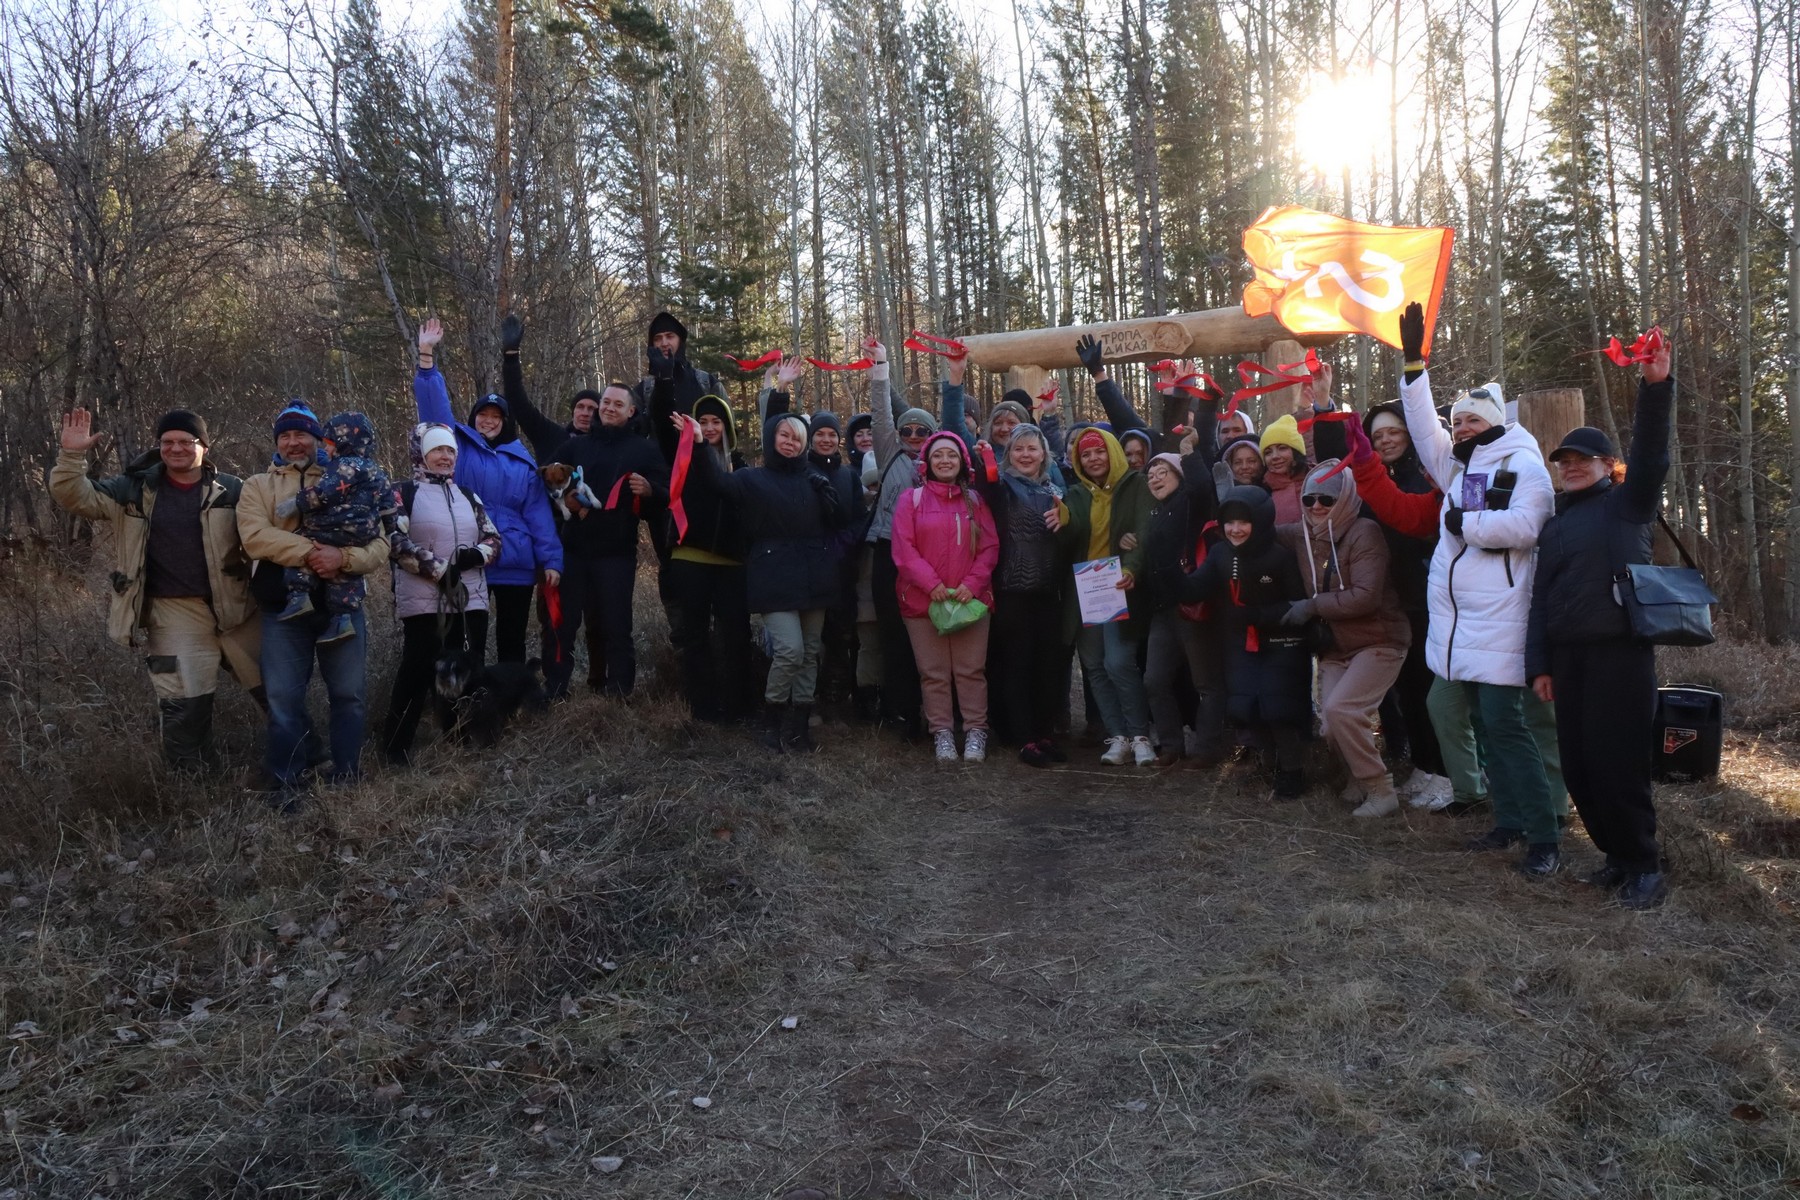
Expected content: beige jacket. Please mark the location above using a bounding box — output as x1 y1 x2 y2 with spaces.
237 459 392 592
49 447 256 646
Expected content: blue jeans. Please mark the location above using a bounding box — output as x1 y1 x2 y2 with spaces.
261 608 368 785
1077 621 1149 739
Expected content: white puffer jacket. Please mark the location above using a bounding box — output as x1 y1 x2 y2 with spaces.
1401 371 1553 687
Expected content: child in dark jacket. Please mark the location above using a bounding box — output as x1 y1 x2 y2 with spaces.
274 411 397 643
1176 485 1311 797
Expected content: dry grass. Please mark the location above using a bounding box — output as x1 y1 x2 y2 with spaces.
1 543 1798 1197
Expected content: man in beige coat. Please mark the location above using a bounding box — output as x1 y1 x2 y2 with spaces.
50 408 260 772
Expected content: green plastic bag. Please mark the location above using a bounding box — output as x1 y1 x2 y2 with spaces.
928 596 989 634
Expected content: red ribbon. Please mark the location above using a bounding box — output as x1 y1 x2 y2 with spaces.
805 356 874 372
1226 349 1324 417
667 417 697 540
603 473 641 515
1034 379 1059 408
726 350 782 372
902 331 968 360
977 440 999 484
542 580 564 663
1171 372 1223 401
1230 578 1260 652
1600 326 1665 367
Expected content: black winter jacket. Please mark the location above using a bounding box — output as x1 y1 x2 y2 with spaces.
976 472 1065 595
631 359 722 437
548 425 670 559
1525 377 1673 679
1139 452 1217 614
689 422 844 612
502 351 584 463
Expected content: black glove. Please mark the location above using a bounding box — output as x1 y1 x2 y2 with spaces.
1074 334 1105 378
501 313 524 353
1486 469 1515 511
807 470 833 493
1443 506 1465 537
453 546 486 571
1399 302 1426 381
1280 598 1317 627
648 345 676 381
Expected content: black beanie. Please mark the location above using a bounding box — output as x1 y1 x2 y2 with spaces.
1002 388 1033 410
155 409 209 446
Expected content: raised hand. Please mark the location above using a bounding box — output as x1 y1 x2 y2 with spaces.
1074 334 1105 379
1302 361 1336 411
418 318 444 353
776 354 804 386
672 412 702 443
1343 411 1376 465
501 314 523 353
1643 337 1671 385
1398 302 1426 365
60 409 102 453
648 345 675 381
863 335 886 365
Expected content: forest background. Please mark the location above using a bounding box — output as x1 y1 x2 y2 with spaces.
1 0 1797 638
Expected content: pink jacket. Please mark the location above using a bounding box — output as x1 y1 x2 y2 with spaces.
891 473 999 620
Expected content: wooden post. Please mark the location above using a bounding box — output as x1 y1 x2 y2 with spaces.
1004 364 1051 403
1517 388 1586 472
1262 337 1306 431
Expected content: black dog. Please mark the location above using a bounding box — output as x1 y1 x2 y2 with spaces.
433 649 547 748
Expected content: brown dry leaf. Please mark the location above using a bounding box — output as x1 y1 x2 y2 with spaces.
1730 1103 1766 1122
712 826 733 841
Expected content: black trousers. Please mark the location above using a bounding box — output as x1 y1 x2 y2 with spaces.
1379 611 1444 775
489 583 534 664
870 539 921 727
383 610 488 757
989 589 1067 745
1553 639 1660 874
545 554 637 698
666 557 752 720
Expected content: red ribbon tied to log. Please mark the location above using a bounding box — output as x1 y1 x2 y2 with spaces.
1227 348 1323 419
725 349 783 372
1601 326 1665 367
902 331 968 360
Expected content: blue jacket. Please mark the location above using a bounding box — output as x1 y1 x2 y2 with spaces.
413 367 563 586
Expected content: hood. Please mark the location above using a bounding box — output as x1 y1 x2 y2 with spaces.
1220 433 1266 483
410 421 458 484
1299 461 1362 597
1119 427 1153 457
847 413 873 439
693 393 736 452
1071 427 1130 493
647 311 688 350
323 411 378 461
467 392 518 448
764 413 810 472
918 430 972 487
1216 484 1277 556
985 400 1031 444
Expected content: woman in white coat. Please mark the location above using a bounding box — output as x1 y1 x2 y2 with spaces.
1397 302 1562 877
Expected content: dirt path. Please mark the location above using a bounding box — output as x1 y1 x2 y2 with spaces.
615 743 1800 1199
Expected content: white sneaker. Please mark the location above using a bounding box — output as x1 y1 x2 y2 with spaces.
1419 775 1457 811
963 729 988 762
933 730 957 762
1403 771 1440 806
1131 735 1157 767
1100 736 1129 765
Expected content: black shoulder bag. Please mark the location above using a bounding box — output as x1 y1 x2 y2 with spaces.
1616 513 1717 647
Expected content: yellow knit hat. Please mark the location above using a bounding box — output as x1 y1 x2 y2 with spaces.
1259 413 1305 457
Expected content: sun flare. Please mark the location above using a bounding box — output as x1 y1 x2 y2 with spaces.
1292 71 1391 177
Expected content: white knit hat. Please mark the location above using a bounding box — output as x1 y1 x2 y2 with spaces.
1450 383 1505 430
419 424 458 459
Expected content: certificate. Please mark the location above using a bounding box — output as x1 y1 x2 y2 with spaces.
1073 556 1128 625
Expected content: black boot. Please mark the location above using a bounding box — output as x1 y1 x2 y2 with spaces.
1273 768 1305 799
759 703 787 752
1465 827 1524 852
852 686 879 724
1578 862 1628 888
1518 843 1562 877
1616 871 1668 910
783 704 818 754
159 694 218 775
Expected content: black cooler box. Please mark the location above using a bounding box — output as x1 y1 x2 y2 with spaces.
1652 685 1724 781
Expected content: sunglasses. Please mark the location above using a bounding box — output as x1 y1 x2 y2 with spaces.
899 425 932 438
1301 494 1337 509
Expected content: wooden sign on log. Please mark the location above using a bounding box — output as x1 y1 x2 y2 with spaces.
1518 388 1585 477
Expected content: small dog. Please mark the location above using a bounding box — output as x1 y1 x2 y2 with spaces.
433 649 548 748
540 463 601 520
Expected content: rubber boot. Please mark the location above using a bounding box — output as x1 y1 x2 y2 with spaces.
783 703 818 754
1351 774 1401 818
159 694 218 775
759 703 788 753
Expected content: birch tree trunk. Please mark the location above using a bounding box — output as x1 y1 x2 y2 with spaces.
1735 0 1766 632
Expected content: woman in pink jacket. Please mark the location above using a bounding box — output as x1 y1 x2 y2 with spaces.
892 432 1000 763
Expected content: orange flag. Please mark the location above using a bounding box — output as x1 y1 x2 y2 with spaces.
1242 206 1455 355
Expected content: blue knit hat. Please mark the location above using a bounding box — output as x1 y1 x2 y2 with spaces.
273 400 324 441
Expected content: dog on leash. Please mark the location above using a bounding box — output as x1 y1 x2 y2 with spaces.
540 463 601 520
434 649 548 748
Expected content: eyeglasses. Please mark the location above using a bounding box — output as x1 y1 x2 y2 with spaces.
1301 494 1337 509
159 438 199 450
899 425 931 438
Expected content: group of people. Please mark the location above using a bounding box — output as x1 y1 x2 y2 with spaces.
51 301 1677 909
